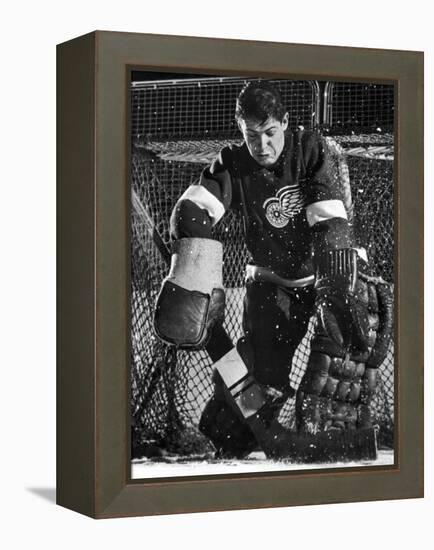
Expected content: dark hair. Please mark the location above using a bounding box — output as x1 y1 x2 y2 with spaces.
235 80 286 124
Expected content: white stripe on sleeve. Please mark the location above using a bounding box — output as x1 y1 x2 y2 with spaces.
306 199 347 227
179 185 226 225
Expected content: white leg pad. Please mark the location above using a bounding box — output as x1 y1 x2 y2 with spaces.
214 348 267 419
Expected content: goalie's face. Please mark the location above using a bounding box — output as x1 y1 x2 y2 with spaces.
238 113 289 167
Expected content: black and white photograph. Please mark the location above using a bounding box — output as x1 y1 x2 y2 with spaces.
130 73 395 479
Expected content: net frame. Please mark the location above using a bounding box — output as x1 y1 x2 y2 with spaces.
132 76 319 141
324 81 395 132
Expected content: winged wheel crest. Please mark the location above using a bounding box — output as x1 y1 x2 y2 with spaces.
263 185 305 228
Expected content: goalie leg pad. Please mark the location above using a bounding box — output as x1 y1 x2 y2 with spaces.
199 342 265 458
357 366 379 428
200 341 376 462
199 340 291 458
199 393 258 459
200 345 378 462
296 350 367 434
297 277 393 435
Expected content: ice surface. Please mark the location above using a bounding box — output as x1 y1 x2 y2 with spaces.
131 450 394 480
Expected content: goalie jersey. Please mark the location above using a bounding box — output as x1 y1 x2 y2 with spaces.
178 129 350 280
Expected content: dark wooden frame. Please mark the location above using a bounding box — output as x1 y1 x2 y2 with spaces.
57 31 424 519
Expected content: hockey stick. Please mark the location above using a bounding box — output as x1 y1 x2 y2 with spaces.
131 186 171 265
131 158 377 462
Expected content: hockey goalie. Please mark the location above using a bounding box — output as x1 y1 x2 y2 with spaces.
153 80 393 462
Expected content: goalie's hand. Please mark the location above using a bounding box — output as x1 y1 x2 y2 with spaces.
154 238 225 349
314 248 371 355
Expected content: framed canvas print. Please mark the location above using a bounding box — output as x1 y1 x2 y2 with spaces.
129 72 396 478
57 31 424 518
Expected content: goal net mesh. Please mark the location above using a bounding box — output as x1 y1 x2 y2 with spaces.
130 78 395 456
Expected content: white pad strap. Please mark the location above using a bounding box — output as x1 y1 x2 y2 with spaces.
180 185 225 225
306 199 347 227
215 348 267 419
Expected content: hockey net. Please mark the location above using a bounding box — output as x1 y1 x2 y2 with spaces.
130 78 395 457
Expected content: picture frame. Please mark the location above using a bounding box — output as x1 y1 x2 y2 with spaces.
57 30 424 518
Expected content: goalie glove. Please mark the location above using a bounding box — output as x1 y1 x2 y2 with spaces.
314 248 371 356
154 237 225 349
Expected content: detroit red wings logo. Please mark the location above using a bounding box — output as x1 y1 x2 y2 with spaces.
263 185 305 228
